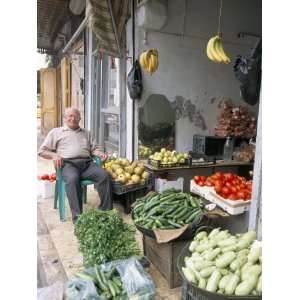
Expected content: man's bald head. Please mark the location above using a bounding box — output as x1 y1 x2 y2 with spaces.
63 107 81 130
64 107 81 119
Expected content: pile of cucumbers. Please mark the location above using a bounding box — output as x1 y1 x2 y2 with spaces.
181 228 262 296
75 266 128 299
133 188 206 230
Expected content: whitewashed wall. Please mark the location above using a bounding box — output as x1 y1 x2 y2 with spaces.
126 0 261 156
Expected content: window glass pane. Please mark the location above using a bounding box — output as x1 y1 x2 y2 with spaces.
107 58 120 108
103 113 119 154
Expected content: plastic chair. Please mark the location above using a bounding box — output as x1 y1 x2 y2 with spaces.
54 157 102 221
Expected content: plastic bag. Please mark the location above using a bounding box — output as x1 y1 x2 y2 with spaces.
233 39 261 106
66 257 155 300
127 60 143 100
99 257 155 300
65 278 104 300
38 281 64 300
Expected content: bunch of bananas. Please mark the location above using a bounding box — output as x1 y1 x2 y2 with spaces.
206 35 231 64
139 49 159 75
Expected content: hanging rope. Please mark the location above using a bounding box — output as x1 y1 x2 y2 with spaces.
217 0 223 37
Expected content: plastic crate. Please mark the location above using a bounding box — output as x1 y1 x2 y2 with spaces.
178 244 262 300
112 177 152 195
148 158 189 168
113 187 151 214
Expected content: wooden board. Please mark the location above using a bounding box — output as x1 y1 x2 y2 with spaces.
40 68 58 135
61 57 71 113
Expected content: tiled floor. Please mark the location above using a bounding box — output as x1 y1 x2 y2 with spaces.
37 156 182 299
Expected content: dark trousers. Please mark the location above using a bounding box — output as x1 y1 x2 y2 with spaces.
62 158 112 221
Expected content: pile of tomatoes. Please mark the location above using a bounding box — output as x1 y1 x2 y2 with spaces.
38 173 56 182
193 172 252 201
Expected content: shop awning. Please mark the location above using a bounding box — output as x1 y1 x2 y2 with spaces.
86 0 130 58
37 0 84 54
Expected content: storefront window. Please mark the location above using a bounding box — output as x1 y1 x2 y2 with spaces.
87 30 122 155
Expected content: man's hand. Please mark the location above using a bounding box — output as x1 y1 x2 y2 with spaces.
93 150 108 162
53 154 63 169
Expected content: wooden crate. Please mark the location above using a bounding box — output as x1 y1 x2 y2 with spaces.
143 235 190 289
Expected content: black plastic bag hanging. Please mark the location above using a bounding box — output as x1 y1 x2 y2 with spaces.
234 39 262 105
127 59 143 100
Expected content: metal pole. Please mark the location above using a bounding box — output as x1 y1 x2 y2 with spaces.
62 17 88 54
131 0 135 162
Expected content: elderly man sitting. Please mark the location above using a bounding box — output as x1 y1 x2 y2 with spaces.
38 107 112 223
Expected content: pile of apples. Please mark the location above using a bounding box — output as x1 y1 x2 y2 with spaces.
138 145 153 158
149 148 189 165
104 158 150 185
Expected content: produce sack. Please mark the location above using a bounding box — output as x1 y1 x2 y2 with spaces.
127 60 143 100
67 257 155 300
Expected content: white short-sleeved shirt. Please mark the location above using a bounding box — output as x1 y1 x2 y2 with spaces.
38 126 100 159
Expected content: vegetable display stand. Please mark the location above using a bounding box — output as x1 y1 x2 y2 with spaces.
142 234 190 289
178 244 262 300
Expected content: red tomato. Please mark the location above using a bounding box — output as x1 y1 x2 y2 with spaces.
231 179 239 185
197 181 205 186
214 185 222 193
225 182 233 188
239 183 246 189
50 174 56 181
230 186 237 193
237 191 246 200
205 181 213 187
235 185 241 191
224 173 234 181
194 176 201 183
199 176 206 181
41 174 50 180
221 186 230 196
214 172 223 179
228 193 238 200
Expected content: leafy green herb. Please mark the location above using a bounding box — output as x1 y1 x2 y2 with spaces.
75 209 141 267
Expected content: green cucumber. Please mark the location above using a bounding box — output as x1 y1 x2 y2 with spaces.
112 276 123 288
170 206 184 218
167 220 182 228
94 266 108 291
107 280 117 297
174 207 188 220
74 272 97 283
185 209 202 223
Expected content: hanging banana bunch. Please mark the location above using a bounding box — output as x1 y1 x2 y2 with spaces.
139 49 159 75
206 0 231 64
206 35 230 64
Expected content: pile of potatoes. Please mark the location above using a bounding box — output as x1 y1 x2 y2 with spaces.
104 158 151 185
